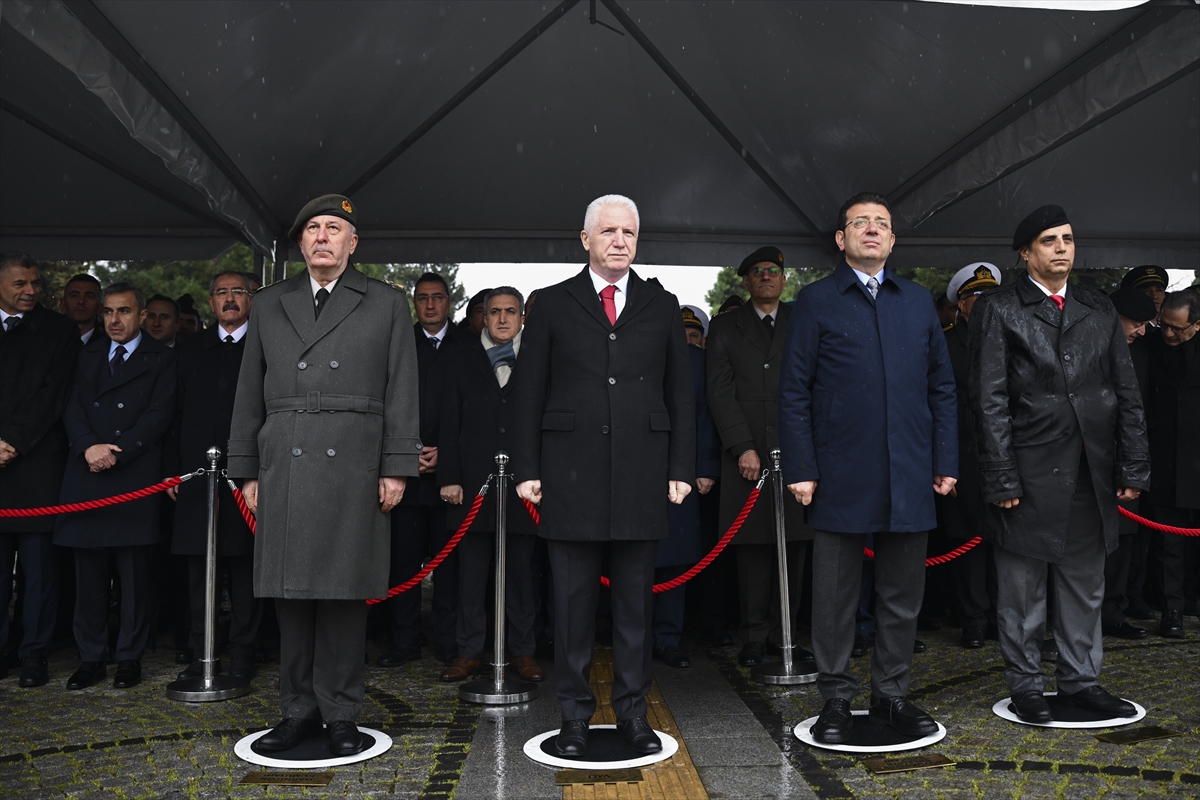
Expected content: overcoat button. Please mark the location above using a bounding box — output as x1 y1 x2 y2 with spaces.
298 361 307 369
1063 355 1071 361
327 449 336 457
766 425 773 432
500 399 507 404
609 333 617 340
415 442 424 451
608 377 616 385
117 403 124 409
136 442 141 447
93 402 100 408
330 361 339 368
602 426 610 434
764 363 770 369
1052 468 1059 475
114 430 121 436
499 427 505 434
292 448 302 456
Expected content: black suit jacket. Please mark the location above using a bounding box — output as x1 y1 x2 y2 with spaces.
0 305 81 532
1146 332 1200 509
438 335 536 536
401 321 461 507
511 267 695 541
166 326 253 555
54 334 177 548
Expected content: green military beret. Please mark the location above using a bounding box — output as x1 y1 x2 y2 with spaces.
288 194 358 242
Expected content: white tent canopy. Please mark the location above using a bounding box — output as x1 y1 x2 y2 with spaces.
2 0 1197 277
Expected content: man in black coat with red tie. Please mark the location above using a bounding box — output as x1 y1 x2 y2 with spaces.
513 195 695 758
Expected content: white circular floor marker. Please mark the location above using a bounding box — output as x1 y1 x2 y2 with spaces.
523 725 678 769
794 710 947 753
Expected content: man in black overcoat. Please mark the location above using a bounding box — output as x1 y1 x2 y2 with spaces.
438 287 543 683
55 283 177 690
513 195 695 758
968 206 1150 724
0 253 80 687
381 271 462 667
165 271 260 679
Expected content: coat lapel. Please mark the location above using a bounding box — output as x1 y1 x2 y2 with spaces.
613 270 654 330
282 266 367 351
104 337 155 393
736 303 773 356
565 267 617 331
1060 287 1092 333
471 340 503 395
281 272 317 342
1018 274 1064 329
769 303 791 360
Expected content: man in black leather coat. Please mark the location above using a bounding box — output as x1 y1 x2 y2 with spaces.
968 205 1150 724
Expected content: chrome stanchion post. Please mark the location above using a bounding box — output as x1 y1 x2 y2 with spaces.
460 452 539 705
752 449 816 685
166 447 253 702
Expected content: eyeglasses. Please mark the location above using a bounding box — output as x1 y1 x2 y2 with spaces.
1159 318 1197 335
845 217 892 231
211 287 250 297
749 266 783 277
416 293 448 304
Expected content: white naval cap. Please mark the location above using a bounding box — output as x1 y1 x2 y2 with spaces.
947 262 1001 303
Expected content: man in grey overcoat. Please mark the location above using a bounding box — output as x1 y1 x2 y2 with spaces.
228 194 420 756
706 246 813 668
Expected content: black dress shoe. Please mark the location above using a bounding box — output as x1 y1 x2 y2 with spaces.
617 716 662 754
738 641 764 667
555 719 590 758
18 655 48 688
852 635 871 657
377 647 421 667
229 657 255 682
328 721 367 756
961 626 986 649
653 645 691 668
113 660 142 689
1103 621 1148 640
254 718 322 752
708 630 733 646
1159 609 1185 639
174 648 194 665
1010 690 1052 723
912 639 927 654
1059 685 1137 718
177 659 223 680
869 695 938 738
794 646 814 662
813 698 853 744
67 661 106 690
1126 601 1156 620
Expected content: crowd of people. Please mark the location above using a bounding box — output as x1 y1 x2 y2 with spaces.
0 191 1196 758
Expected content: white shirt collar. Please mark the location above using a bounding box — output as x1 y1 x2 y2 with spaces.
851 266 885 287
752 304 777 321
0 308 23 324
588 267 630 297
80 327 95 344
424 322 449 343
219 320 250 343
310 273 340 299
109 332 142 359
1026 274 1065 299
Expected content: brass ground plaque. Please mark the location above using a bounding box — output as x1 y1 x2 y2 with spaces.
555 768 644 786
1094 726 1182 745
240 771 334 786
863 753 955 774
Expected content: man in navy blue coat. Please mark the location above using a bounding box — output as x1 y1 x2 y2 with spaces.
779 192 957 744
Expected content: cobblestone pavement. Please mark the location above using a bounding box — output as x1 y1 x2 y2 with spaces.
1 617 1198 798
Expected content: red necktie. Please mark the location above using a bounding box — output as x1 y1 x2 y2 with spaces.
600 284 617 326
1049 295 1064 311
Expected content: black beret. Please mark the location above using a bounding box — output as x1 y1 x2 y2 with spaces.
176 294 200 317
737 246 785 276
288 194 358 242
468 289 491 309
716 295 744 316
1012 204 1070 251
1120 265 1167 290
1109 287 1157 323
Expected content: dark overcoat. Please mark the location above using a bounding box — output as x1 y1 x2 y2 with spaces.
226 266 421 599
778 263 958 534
402 321 462 507
165 325 253 556
54 334 177 548
510 268 695 541
1118 335 1152 535
1146 332 1200 510
706 301 813 545
938 319 985 539
659 343 722 567
967 275 1150 562
0 305 80 532
437 333 536 536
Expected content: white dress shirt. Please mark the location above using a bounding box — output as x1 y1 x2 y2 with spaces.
851 266 886 287
1026 274 1066 303
588 268 630 318
423 322 449 349
80 327 95 344
0 309 23 329
219 320 250 343
310 274 340 304
109 332 142 360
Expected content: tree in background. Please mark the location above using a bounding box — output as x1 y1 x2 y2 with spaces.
285 260 465 321
704 266 832 315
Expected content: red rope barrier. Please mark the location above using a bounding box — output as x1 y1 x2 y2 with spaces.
521 486 763 594
863 536 983 566
1117 505 1200 537
0 471 202 517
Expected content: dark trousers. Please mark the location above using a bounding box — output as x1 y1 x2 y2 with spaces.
388 504 456 658
811 530 927 701
186 554 262 656
652 565 687 649
455 531 537 660
1157 506 1200 615
736 541 806 645
549 538 657 722
73 545 153 662
695 489 732 637
1102 535 1137 627
0 532 57 658
994 473 1104 695
276 598 369 722
953 539 995 631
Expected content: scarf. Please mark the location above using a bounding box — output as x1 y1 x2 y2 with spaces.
482 328 521 387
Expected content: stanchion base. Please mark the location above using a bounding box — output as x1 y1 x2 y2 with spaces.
794 711 946 752
234 726 392 768
752 659 818 685
523 725 678 770
991 693 1146 729
459 677 540 705
165 674 252 702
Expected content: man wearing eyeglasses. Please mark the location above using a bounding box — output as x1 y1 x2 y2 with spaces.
706 246 813 665
779 193 958 744
165 271 259 680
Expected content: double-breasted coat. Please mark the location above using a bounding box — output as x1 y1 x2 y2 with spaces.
226 266 421 599
165 325 254 556
706 301 813 545
510 268 695 541
0 305 80 533
778 263 958 533
967 276 1150 562
438 334 537 537
1146 332 1199 510
55 334 177 548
